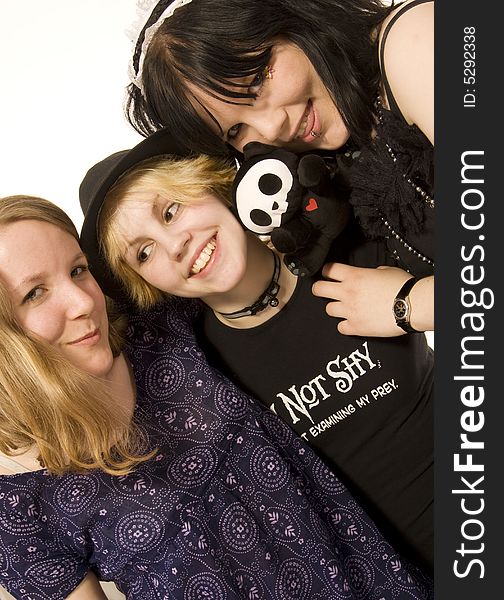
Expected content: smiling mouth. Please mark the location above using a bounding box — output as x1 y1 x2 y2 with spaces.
296 100 313 138
190 237 216 275
69 328 100 345
296 100 319 140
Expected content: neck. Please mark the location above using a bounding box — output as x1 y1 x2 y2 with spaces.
206 233 298 329
106 353 136 416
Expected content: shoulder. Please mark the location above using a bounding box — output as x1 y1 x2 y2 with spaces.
380 0 434 46
124 297 200 365
127 297 200 332
0 449 41 475
379 0 434 141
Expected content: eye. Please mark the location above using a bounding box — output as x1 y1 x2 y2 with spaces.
71 264 89 278
249 70 266 94
227 123 243 140
137 243 153 264
226 67 268 142
22 287 44 304
163 202 180 224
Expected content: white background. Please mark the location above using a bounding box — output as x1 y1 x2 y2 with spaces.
0 0 142 230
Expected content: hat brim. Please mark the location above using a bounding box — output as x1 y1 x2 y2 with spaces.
79 129 199 301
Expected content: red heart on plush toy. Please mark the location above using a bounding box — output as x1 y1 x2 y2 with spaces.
305 197 318 212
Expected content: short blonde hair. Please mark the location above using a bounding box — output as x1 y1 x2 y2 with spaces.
0 195 152 475
100 153 236 308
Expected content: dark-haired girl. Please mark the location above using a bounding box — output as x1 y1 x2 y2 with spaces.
125 0 434 339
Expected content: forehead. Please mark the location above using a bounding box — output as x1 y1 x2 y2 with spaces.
0 219 75 258
0 220 78 286
110 193 162 244
112 192 159 222
185 83 224 135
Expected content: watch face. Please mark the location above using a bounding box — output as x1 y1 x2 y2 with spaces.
393 299 409 320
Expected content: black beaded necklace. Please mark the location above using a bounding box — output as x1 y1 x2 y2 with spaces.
217 252 281 320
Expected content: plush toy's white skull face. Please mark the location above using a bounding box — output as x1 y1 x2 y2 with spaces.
235 158 293 235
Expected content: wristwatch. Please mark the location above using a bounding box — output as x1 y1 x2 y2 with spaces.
393 277 420 333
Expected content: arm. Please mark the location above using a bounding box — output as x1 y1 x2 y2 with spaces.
380 0 434 143
66 573 109 600
0 501 108 600
312 263 434 337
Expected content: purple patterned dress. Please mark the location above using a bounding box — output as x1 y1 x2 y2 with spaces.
0 298 433 599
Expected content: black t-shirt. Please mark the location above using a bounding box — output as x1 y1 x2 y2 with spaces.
196 230 434 575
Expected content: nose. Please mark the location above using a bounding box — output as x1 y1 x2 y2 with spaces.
64 281 96 320
165 229 191 261
240 106 290 149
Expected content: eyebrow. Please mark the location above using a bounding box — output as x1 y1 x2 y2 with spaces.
14 272 47 293
123 238 142 262
118 201 160 257
13 252 86 293
191 91 224 137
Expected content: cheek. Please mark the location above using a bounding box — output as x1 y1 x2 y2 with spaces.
280 58 311 97
326 113 349 145
20 308 63 346
220 220 248 267
230 213 248 242
90 284 107 314
142 261 177 293
229 138 246 153
83 278 109 320
126 259 165 293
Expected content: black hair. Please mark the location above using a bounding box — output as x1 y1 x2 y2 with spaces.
125 0 395 154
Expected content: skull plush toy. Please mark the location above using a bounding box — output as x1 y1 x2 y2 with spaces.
232 142 351 276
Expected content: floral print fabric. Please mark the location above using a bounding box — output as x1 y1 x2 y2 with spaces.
0 298 433 599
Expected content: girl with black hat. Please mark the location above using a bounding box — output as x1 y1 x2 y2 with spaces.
79 128 434 579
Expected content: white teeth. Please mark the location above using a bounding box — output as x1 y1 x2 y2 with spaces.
297 107 310 138
191 239 216 274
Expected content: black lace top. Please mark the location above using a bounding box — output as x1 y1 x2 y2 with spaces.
348 0 434 278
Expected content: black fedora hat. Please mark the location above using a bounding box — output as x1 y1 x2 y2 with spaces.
79 129 199 300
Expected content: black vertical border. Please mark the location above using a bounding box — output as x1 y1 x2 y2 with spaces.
436 0 500 596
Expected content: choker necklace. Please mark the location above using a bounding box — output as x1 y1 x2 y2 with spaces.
218 252 281 319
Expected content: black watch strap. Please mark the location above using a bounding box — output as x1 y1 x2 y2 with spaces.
393 277 421 333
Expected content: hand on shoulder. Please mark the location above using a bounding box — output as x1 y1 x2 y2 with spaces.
312 263 434 337
312 264 411 337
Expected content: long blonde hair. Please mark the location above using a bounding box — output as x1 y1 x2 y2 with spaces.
100 154 236 308
0 195 152 475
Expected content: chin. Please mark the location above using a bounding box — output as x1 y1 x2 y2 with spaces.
327 126 351 150
80 351 115 379
223 263 248 292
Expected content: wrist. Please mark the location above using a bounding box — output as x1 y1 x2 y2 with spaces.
392 276 423 333
409 275 434 332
